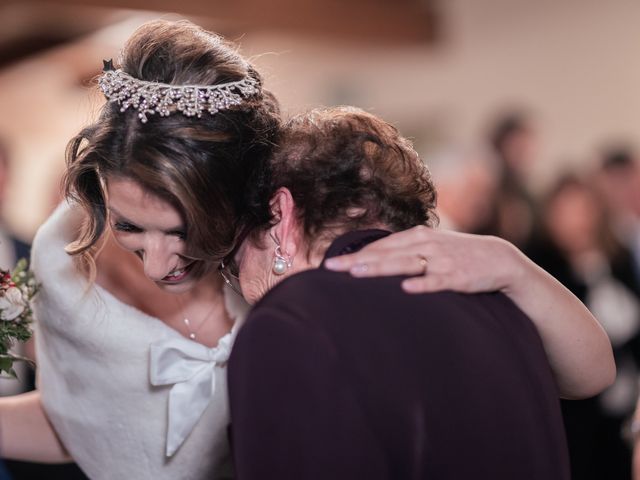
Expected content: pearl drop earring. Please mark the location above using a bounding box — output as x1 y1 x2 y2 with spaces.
272 245 290 276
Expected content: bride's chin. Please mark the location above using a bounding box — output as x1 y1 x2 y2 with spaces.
156 280 198 295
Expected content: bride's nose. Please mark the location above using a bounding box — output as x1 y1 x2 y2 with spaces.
142 239 176 282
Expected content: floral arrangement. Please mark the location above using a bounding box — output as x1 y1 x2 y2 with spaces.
0 259 38 377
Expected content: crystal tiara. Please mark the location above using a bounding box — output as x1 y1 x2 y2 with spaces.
98 60 260 123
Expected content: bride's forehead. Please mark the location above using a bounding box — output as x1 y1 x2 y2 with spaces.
105 177 181 221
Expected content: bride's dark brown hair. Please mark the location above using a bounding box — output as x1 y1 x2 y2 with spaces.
64 20 280 275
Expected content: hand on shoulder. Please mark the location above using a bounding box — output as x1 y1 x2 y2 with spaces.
324 225 525 295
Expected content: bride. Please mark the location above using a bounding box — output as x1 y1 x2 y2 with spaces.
0 19 613 480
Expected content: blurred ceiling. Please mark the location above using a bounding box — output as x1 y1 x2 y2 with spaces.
0 0 440 70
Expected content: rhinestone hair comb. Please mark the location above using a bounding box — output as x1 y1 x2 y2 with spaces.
98 60 260 123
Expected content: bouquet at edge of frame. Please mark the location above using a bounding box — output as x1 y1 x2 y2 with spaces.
0 258 38 378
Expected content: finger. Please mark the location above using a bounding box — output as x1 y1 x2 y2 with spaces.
325 227 437 271
324 246 407 271
347 253 430 278
326 245 435 274
402 274 450 294
326 239 440 271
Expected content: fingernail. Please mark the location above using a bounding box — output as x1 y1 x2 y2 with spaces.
325 258 340 269
402 279 420 292
350 263 369 276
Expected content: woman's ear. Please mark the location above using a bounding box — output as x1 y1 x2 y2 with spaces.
269 187 299 259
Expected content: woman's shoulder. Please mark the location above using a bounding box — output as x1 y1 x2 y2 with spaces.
32 202 84 271
31 202 93 317
244 268 358 332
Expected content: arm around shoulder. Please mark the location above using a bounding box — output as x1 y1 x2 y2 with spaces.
497 238 615 399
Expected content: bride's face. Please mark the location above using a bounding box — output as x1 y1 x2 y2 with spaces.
105 176 213 294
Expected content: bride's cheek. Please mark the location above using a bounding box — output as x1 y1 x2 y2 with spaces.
111 232 140 253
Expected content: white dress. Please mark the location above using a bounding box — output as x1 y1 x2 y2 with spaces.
32 202 249 480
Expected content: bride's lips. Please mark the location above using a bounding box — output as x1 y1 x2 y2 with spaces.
160 261 196 283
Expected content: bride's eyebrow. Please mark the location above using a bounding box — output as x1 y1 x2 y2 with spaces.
107 207 134 225
107 207 185 234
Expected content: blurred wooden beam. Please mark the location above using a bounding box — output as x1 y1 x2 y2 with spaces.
0 3 122 69
8 0 439 45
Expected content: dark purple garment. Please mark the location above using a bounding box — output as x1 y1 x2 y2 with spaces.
229 230 570 480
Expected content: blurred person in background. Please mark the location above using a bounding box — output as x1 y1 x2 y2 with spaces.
535 174 640 480
595 147 640 284
427 146 497 233
483 111 543 254
596 148 640 480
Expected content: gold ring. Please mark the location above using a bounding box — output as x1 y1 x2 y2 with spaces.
417 254 428 275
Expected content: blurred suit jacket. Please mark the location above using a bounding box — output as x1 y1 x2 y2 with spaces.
229 229 570 480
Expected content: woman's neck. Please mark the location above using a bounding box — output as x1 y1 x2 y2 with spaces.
94 235 232 347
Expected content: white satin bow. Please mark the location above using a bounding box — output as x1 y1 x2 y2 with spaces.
149 333 234 457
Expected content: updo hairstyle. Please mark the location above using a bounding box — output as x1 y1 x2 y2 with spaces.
64 19 280 269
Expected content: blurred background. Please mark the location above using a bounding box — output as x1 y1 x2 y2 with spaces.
1 0 640 479
0 0 638 236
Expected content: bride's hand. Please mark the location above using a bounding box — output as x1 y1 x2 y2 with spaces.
324 226 524 295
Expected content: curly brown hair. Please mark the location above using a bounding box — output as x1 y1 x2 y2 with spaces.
244 106 437 246
64 20 280 272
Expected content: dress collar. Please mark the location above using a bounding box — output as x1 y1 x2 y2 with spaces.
322 229 392 264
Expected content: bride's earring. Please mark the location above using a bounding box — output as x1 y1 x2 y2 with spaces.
272 244 291 276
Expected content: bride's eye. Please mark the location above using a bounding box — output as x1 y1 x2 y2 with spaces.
113 221 142 233
167 229 186 240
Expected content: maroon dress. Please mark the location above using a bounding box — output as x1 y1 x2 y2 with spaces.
229 229 570 480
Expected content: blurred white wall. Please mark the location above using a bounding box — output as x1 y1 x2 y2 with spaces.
1 0 639 237
248 0 640 182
